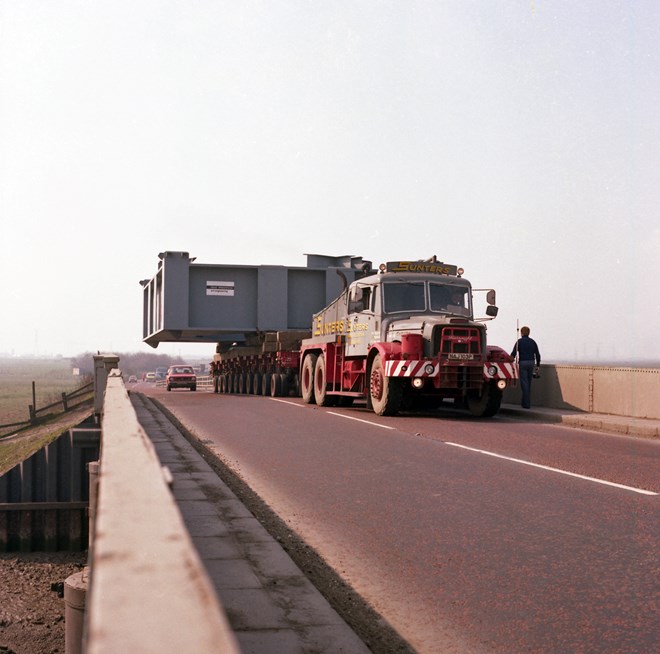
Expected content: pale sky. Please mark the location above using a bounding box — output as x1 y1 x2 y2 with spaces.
1 1 658 363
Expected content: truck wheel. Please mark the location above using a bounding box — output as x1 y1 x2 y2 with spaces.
301 354 317 404
466 382 502 417
314 354 336 406
167 385 171 392
369 354 402 416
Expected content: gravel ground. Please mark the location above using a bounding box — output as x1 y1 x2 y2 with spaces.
0 552 86 654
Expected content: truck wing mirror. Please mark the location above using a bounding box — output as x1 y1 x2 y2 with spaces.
486 305 498 317
486 290 496 305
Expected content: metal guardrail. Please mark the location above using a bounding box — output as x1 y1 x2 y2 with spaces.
85 370 239 653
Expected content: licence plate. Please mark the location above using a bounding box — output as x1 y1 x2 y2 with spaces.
448 353 475 361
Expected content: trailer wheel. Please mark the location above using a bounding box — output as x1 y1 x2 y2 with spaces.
301 354 317 404
262 373 272 397
270 374 282 397
238 374 245 394
466 382 502 417
369 354 402 416
280 373 290 397
253 373 262 395
314 354 336 406
292 373 301 397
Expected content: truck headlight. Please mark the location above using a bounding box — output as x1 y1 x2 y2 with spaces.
424 364 435 375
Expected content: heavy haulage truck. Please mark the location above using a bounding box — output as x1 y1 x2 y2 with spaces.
141 251 517 417
298 258 517 416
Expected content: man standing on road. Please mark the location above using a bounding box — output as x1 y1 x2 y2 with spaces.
511 326 541 409
210 360 220 393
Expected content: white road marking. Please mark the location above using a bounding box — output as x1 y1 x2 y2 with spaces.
269 398 395 430
327 411 395 430
269 398 305 408
445 442 658 496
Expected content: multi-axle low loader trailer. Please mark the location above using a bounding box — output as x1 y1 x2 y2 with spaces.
141 251 373 397
141 251 517 416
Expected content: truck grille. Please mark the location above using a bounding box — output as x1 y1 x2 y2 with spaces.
435 327 482 357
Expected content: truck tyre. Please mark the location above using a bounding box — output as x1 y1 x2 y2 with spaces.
262 373 272 397
167 385 171 392
466 382 502 417
369 354 402 416
270 374 282 397
301 354 317 404
314 354 336 406
280 373 290 397
292 373 301 397
253 373 262 395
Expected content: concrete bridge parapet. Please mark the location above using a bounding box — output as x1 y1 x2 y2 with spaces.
503 364 660 420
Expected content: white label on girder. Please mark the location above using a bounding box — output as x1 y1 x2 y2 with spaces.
207 281 234 296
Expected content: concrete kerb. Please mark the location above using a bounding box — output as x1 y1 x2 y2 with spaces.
500 404 660 439
130 392 377 654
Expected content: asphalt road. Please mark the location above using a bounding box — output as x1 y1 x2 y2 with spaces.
140 384 659 654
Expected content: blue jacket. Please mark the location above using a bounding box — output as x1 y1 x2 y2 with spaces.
511 335 541 365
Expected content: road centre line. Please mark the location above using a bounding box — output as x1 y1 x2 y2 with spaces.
269 398 395 430
326 411 396 430
269 398 305 408
445 442 658 496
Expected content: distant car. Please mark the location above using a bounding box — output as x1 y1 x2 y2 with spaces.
166 365 197 391
145 372 157 383
128 375 138 383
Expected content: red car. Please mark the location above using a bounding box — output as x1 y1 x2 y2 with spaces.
166 365 197 391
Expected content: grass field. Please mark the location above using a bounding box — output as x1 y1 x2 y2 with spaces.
0 357 88 427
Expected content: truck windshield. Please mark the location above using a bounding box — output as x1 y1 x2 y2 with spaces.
429 282 470 316
383 282 426 313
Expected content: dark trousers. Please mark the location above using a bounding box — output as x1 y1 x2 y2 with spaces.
519 361 535 408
